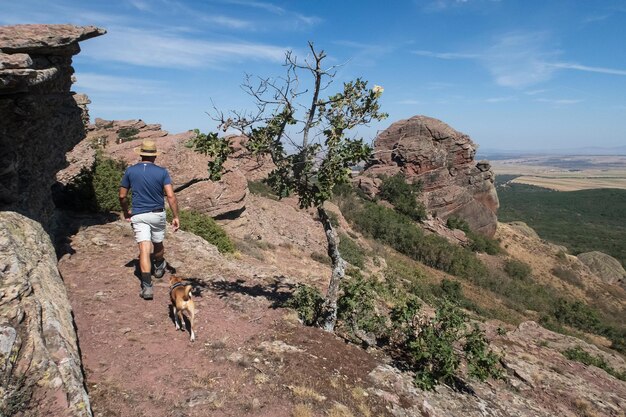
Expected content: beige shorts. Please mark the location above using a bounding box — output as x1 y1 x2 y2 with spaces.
131 211 166 243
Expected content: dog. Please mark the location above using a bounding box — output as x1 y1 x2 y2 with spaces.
169 275 196 342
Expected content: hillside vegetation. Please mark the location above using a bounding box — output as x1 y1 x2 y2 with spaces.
498 183 626 267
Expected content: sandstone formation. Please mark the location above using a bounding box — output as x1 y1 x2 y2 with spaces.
58 121 277 219
0 212 91 416
0 24 105 227
359 115 499 236
577 251 626 286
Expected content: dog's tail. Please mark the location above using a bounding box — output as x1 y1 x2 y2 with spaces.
183 285 193 301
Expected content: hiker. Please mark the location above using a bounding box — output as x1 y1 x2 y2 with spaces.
119 139 180 300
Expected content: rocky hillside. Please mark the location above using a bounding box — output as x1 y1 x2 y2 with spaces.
2 23 625 417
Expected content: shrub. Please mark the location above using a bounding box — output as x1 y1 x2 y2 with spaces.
117 127 139 142
378 173 426 221
338 233 365 268
400 300 503 390
551 266 583 288
551 298 602 333
346 201 487 279
286 284 324 326
337 270 386 336
93 153 128 212
504 259 532 280
447 216 501 255
167 209 234 253
248 180 278 200
55 152 129 213
562 346 626 381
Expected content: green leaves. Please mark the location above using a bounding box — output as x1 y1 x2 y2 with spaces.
190 129 233 181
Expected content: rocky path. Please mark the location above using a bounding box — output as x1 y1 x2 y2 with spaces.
57 219 387 417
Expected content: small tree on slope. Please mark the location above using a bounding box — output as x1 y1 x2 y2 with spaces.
193 43 387 331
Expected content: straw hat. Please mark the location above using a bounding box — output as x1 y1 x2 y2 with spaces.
133 140 161 156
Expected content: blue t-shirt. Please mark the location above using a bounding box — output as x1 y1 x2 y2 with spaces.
120 162 172 215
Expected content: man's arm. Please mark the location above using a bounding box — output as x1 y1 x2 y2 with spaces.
119 187 131 221
164 184 180 231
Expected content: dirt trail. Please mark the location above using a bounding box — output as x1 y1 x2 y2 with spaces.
57 219 387 417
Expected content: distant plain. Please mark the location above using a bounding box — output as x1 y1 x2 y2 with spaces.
489 155 626 191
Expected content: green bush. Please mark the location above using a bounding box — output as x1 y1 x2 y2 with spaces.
167 209 234 253
504 259 532 280
551 266 583 288
286 284 324 325
378 173 426 221
562 346 626 381
117 127 139 142
552 298 602 333
345 201 487 279
248 180 278 200
400 300 503 390
337 271 386 336
447 216 501 255
338 233 365 268
93 153 128 212
55 152 129 213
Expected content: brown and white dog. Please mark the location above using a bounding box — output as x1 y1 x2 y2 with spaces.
169 276 196 342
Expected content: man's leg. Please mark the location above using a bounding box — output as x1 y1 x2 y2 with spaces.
152 241 166 278
138 240 153 300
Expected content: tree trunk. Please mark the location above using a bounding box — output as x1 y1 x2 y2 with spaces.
316 206 346 332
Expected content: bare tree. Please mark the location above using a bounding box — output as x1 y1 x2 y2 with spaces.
192 42 387 331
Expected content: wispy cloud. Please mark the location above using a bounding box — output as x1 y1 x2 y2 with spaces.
421 0 500 12
82 27 288 69
413 31 626 88
535 98 583 105
551 62 626 76
524 89 547 96
485 96 516 103
413 50 480 60
74 73 166 94
397 99 421 105
199 15 254 30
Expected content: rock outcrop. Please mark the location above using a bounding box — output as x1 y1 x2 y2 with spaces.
359 116 499 236
0 212 91 417
0 24 104 417
0 24 105 227
58 121 277 219
577 251 626 286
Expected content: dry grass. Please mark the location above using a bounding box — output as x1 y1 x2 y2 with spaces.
292 403 314 417
573 398 601 417
328 402 355 417
290 385 327 402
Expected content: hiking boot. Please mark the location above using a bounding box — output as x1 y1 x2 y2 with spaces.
140 284 154 300
153 259 167 279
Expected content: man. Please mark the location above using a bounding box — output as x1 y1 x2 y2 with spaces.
119 140 180 300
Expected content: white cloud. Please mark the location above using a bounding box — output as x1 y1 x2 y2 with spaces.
413 50 480 60
551 62 626 76
397 99 421 105
81 27 288 69
485 96 516 103
200 15 254 29
74 73 165 94
535 98 583 105
413 31 626 88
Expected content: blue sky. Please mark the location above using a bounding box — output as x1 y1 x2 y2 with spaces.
2 0 626 151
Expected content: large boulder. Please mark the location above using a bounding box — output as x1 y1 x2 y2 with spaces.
577 251 626 286
0 212 91 416
359 115 499 236
0 24 105 227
